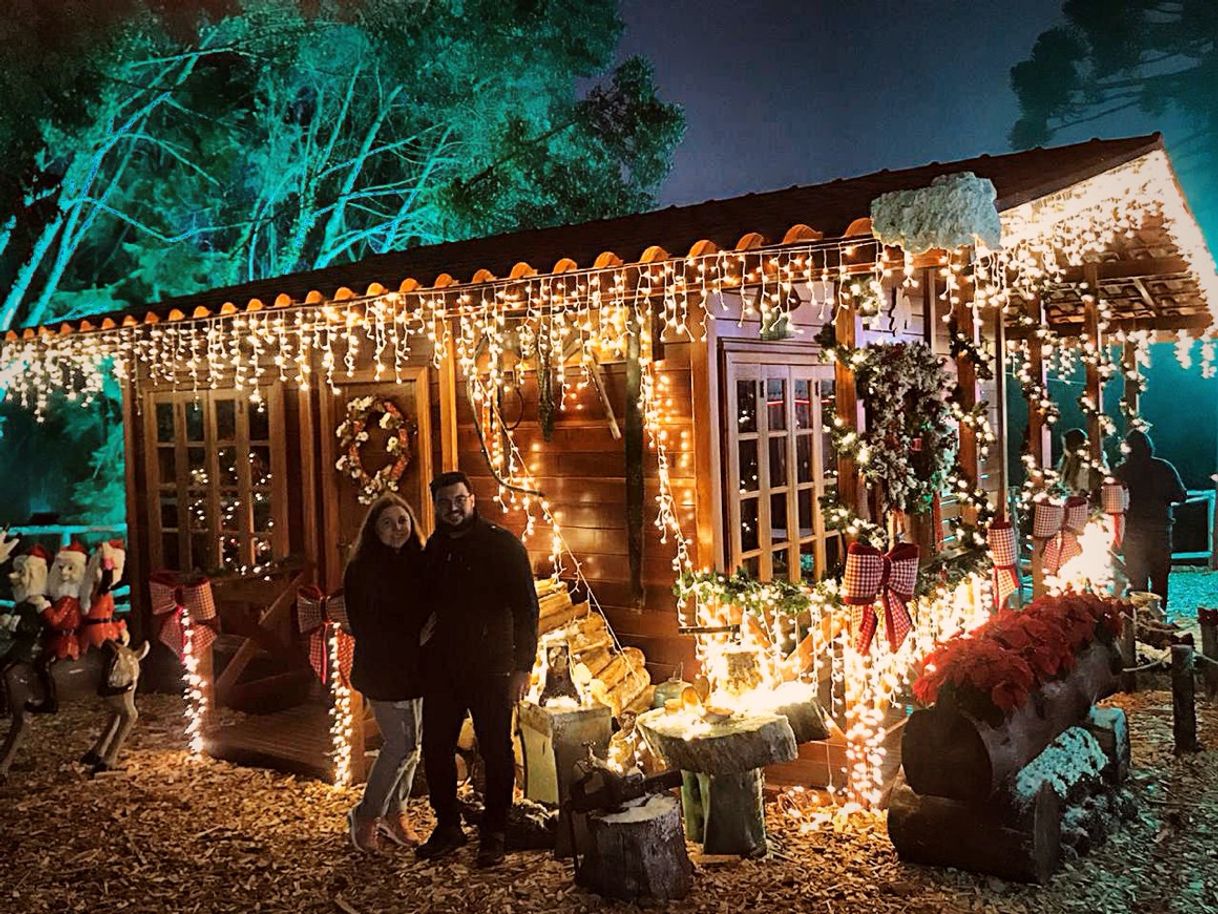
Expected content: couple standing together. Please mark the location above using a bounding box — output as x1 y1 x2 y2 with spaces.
342 470 539 867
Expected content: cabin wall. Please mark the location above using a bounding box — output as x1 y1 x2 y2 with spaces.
452 345 697 681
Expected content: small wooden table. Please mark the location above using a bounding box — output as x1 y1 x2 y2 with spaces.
636 708 796 857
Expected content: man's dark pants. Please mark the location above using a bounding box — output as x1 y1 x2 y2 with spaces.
422 671 514 834
1124 527 1173 608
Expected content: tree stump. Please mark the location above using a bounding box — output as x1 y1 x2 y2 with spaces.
888 782 1062 884
577 794 692 901
518 701 613 857
1172 643 1198 753
637 708 795 857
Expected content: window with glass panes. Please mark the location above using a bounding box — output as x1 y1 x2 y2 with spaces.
724 358 843 583
146 389 286 573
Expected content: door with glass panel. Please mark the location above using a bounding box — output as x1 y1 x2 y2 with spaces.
724 358 842 582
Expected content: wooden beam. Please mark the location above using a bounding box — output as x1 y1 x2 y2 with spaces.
688 295 722 572
953 295 981 525
991 308 1010 514
625 309 645 608
1007 311 1213 337
120 374 146 642
834 299 864 522
1121 339 1141 421
1060 256 1189 284
1082 264 1104 462
438 323 459 472
1023 296 1053 476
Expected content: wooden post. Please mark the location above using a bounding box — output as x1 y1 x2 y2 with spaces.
1121 339 1140 424
1200 609 1218 698
834 299 864 522
1171 643 1198 753
438 321 459 472
953 297 982 525
991 308 1010 507
1082 264 1105 462
1120 603 1138 693
688 293 721 572
625 309 645 608
1024 295 1052 599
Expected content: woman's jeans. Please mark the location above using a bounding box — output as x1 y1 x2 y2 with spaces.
355 697 423 820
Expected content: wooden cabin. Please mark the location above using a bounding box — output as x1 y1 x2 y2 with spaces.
7 132 1215 786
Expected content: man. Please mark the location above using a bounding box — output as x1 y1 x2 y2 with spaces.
1115 430 1188 608
417 470 539 868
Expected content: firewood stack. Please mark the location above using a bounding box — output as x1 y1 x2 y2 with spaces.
532 578 655 720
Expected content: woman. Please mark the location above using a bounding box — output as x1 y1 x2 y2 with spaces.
344 493 427 853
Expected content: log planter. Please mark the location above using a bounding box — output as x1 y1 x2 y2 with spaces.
903 639 1121 804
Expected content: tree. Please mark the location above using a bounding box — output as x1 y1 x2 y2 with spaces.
0 0 684 329
1010 0 1218 237
0 0 683 524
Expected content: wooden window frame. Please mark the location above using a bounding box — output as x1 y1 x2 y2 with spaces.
143 386 289 573
721 346 841 583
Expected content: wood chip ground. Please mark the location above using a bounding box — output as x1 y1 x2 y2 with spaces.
2 683 1216 913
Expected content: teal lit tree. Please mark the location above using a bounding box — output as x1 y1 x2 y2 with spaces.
0 0 684 523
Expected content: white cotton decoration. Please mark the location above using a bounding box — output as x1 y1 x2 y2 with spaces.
870 172 1002 254
1014 726 1108 807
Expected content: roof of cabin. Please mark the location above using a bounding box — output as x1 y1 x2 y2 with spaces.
18 131 1217 336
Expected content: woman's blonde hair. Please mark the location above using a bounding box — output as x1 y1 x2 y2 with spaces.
346 493 423 570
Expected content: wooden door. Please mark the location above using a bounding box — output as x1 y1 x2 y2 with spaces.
320 367 433 590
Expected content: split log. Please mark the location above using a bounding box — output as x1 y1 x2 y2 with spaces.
887 782 1062 884
903 639 1120 803
538 589 574 617
624 685 656 716
539 601 588 636
1082 707 1130 784
576 794 692 901
575 647 613 680
568 630 614 656
768 692 829 745
604 668 652 718
635 709 797 776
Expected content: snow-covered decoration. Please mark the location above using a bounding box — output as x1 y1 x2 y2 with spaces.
1088 706 1126 753
870 172 1002 254
1014 726 1107 807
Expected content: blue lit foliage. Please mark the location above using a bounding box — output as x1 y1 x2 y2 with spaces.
0 0 683 523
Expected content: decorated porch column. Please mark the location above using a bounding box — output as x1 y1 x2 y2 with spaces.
834 296 864 521
1023 295 1052 598
952 293 982 525
1082 263 1106 464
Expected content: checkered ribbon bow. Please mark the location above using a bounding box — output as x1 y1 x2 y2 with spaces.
295 585 353 685
1101 480 1130 549
843 541 919 653
1032 496 1089 575
987 520 1019 610
149 571 217 661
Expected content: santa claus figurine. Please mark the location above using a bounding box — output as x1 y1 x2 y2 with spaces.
0 543 51 670
28 540 89 713
79 539 128 651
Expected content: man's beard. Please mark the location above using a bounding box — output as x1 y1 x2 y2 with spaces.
440 507 478 534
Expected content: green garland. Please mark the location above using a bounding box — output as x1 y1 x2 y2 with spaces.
815 324 955 515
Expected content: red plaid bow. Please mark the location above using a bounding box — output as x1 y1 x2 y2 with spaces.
149 571 217 661
987 520 1020 609
1032 496 1089 575
296 586 353 685
843 542 919 653
1101 480 1129 549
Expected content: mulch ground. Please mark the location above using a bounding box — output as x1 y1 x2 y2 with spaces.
1 684 1217 914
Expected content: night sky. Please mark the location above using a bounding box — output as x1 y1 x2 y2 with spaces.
620 0 1164 206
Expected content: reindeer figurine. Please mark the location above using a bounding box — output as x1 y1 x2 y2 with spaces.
0 537 149 779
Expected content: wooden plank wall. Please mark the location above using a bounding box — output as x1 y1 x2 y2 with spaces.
449 345 698 682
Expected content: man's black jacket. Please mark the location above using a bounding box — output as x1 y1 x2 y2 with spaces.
422 515 539 677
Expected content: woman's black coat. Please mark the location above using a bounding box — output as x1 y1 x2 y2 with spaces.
342 540 426 701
